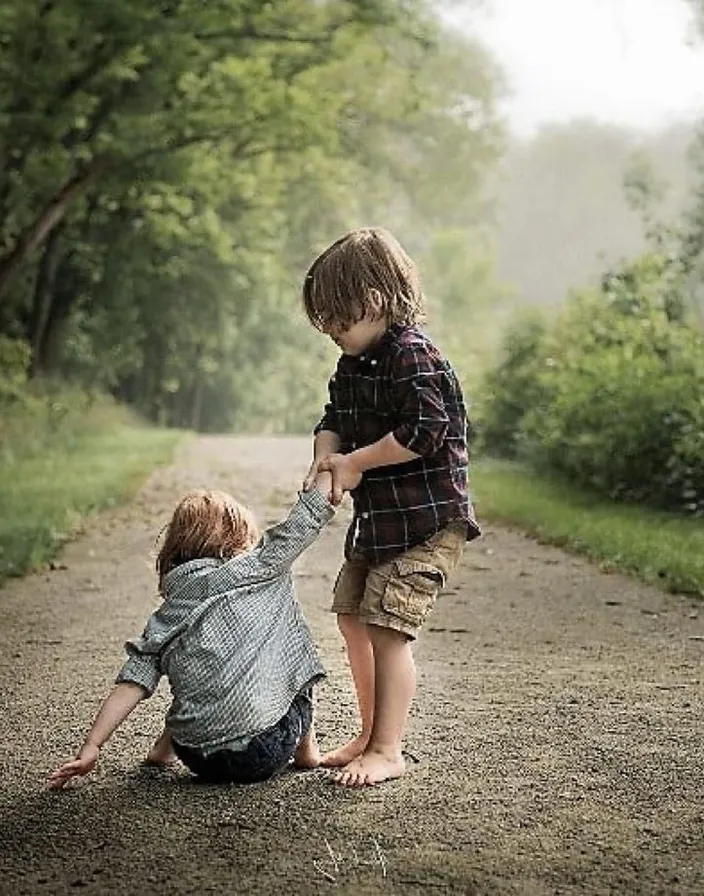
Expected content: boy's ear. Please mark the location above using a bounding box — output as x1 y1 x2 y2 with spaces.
367 289 385 320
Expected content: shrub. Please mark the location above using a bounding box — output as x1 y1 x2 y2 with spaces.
478 311 547 457
481 254 704 514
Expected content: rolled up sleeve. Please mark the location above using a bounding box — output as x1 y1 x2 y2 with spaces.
116 646 161 695
114 604 184 696
391 347 450 456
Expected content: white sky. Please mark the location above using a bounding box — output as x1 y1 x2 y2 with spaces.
452 0 704 134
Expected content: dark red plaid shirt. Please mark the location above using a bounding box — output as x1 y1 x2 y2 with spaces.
314 324 481 564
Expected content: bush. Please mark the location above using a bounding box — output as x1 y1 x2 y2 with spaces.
478 312 547 457
0 337 141 465
480 254 704 515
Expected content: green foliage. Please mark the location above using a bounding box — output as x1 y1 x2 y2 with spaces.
420 228 509 390
480 254 704 515
0 415 181 583
477 312 547 457
0 1 502 433
0 335 32 399
0 371 136 463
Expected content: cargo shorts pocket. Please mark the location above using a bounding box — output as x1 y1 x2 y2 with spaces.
380 558 445 628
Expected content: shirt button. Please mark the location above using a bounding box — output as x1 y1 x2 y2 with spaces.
359 355 366 361
361 512 370 519
370 359 377 366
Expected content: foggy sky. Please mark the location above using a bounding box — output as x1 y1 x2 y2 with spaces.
452 0 704 134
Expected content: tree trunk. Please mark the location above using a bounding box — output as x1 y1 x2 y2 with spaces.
0 157 107 301
33 255 81 376
190 379 203 431
28 225 64 376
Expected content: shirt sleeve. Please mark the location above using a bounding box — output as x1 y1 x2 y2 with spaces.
313 372 340 436
257 489 335 571
115 600 189 695
390 344 450 457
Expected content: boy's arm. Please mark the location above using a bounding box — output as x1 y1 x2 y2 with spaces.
47 682 147 788
303 429 341 491
389 346 451 457
304 369 341 490
319 435 419 504
257 487 335 571
317 346 449 502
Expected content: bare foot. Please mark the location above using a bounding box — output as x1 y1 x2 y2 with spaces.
145 730 178 767
293 731 322 770
332 749 406 787
144 750 179 768
320 734 369 768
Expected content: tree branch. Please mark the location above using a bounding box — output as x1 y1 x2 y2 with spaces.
194 28 331 44
0 157 109 300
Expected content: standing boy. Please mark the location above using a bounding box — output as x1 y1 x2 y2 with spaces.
302 227 480 786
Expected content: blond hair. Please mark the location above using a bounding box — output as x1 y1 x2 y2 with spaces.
302 227 425 332
156 490 260 588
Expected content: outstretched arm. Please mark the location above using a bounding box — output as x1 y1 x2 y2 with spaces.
257 487 335 571
47 682 147 789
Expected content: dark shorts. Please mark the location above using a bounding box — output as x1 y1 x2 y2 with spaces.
172 691 313 785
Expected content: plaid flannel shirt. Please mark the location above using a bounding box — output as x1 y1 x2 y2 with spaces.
314 324 480 565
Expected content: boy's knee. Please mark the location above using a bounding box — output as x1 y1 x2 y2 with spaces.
367 622 411 648
337 612 364 639
337 612 357 634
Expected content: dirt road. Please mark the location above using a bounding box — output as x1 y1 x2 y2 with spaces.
1 436 702 895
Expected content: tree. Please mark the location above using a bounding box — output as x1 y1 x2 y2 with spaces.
0 0 504 431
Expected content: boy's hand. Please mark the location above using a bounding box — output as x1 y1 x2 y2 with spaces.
303 458 321 492
47 744 99 789
312 470 333 503
318 453 362 505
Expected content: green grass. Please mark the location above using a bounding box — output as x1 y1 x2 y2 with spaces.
471 459 704 597
0 425 184 584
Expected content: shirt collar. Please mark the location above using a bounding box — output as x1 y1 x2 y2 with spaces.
351 323 408 364
162 557 222 595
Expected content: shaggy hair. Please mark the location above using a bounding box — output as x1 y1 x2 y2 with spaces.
302 227 425 332
156 489 259 588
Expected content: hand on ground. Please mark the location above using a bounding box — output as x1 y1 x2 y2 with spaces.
47 744 99 789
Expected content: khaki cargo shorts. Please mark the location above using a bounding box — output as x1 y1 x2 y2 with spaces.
331 521 467 639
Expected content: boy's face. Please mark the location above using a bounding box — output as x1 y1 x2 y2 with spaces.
322 314 387 357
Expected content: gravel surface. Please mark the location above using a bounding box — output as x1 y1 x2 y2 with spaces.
1 435 702 895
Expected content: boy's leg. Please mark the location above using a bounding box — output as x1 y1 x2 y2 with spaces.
322 554 375 767
333 522 466 786
333 624 412 787
145 727 178 766
293 695 322 769
293 719 321 769
321 612 375 767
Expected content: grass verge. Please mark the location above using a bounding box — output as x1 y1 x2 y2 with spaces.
471 459 704 597
0 425 183 584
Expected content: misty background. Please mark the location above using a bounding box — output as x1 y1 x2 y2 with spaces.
458 0 702 309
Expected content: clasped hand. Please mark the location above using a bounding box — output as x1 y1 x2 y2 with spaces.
303 453 362 505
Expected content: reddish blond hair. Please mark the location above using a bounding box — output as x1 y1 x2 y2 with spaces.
156 490 259 588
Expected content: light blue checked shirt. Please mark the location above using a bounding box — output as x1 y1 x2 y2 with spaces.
116 489 334 756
